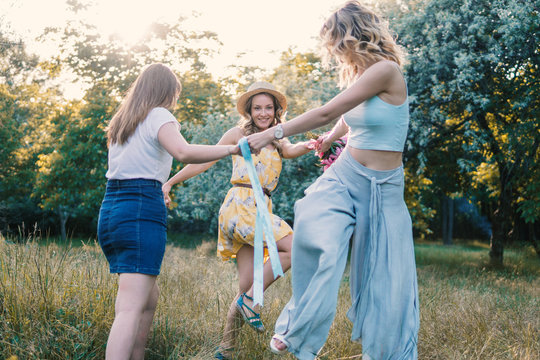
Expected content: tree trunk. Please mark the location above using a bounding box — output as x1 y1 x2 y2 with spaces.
530 222 540 259
58 206 69 242
489 189 512 266
489 225 504 266
442 195 454 245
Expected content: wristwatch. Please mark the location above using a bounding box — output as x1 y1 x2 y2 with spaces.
274 124 284 140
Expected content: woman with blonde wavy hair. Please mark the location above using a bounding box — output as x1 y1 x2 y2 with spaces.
98 63 239 360
162 81 315 359
247 2 419 359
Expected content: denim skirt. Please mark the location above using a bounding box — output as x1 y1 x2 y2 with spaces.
97 178 167 275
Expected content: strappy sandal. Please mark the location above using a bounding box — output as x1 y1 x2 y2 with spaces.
235 292 265 332
270 334 289 355
214 346 234 359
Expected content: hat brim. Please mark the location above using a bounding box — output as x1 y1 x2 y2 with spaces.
236 88 287 119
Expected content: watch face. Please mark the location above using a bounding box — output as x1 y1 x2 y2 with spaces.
275 124 284 139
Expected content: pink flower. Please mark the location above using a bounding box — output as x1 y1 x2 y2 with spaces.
314 132 348 171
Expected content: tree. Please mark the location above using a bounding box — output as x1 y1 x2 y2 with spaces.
395 0 540 264
28 13 233 236
32 85 113 240
0 31 62 235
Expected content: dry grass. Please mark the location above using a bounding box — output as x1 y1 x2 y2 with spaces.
0 234 538 359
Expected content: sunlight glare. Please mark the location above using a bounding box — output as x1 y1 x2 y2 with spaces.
93 0 165 45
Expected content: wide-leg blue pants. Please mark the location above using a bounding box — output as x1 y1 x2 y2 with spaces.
275 148 419 360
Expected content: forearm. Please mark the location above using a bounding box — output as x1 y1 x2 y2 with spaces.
326 118 349 142
172 144 233 164
282 141 313 159
166 161 216 186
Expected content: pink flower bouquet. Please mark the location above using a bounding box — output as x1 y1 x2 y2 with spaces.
315 134 347 171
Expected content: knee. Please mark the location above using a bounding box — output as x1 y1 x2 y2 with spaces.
278 235 292 255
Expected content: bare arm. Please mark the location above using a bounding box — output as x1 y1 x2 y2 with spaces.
247 61 398 151
317 117 349 153
280 138 317 159
161 127 242 206
158 123 239 164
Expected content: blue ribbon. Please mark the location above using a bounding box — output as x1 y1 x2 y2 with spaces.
238 137 284 306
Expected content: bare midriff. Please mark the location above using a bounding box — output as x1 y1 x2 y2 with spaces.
347 146 403 171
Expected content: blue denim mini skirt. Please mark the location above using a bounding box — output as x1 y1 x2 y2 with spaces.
97 178 167 275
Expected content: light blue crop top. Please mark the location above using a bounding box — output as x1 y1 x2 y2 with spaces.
343 95 409 152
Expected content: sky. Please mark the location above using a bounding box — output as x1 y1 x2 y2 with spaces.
1 0 346 77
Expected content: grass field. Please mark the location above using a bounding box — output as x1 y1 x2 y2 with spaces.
0 233 538 359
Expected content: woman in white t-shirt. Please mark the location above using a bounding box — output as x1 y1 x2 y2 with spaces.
97 63 238 360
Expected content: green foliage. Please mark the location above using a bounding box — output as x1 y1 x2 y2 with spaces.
168 113 236 233
32 86 113 228
269 48 340 118
0 31 64 233
175 69 232 124
395 0 540 257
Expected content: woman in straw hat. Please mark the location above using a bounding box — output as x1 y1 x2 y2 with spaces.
162 81 315 359
247 1 419 359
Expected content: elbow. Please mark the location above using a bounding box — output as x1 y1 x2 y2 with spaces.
317 108 337 127
175 153 189 164
172 145 191 164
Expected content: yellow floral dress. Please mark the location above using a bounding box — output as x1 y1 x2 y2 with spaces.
217 147 293 260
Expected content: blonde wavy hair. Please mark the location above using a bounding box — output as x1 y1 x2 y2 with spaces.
107 63 182 146
320 1 404 87
237 92 285 155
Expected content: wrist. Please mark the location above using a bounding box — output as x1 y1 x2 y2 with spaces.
273 124 284 140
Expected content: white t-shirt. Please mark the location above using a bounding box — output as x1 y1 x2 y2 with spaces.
106 107 179 184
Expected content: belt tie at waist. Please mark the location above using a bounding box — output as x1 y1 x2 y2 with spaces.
353 167 404 328
233 183 272 197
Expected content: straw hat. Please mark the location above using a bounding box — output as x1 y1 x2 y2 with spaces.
236 81 287 118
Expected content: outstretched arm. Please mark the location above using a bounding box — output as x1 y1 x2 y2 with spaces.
161 127 242 207
280 138 317 159
158 124 241 164
247 61 397 151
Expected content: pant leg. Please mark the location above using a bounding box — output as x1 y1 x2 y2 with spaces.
340 153 419 360
274 169 356 360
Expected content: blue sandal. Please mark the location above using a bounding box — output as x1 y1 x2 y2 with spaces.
236 293 265 332
214 346 233 359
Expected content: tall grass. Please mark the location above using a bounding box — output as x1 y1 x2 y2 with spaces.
0 234 538 359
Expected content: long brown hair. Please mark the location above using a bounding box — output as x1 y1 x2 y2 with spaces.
237 92 285 155
320 1 404 87
107 63 182 146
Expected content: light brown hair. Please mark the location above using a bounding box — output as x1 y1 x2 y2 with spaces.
320 1 404 87
107 63 182 145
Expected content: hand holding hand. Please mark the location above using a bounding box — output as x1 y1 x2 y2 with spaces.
316 134 333 153
305 139 318 151
246 129 274 154
229 144 241 156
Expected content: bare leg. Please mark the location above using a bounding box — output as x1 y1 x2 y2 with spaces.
218 236 292 356
131 282 159 360
105 273 157 360
243 234 292 313
218 246 254 357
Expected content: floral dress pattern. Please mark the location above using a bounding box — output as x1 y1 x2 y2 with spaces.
217 147 293 260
